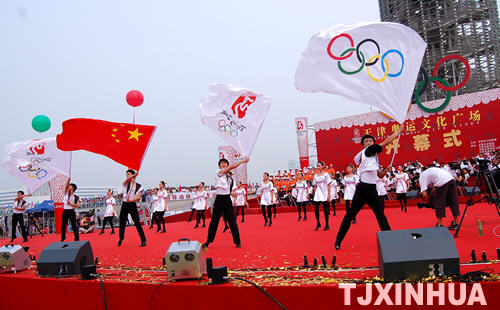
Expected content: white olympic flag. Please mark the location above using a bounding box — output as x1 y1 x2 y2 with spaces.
295 22 427 124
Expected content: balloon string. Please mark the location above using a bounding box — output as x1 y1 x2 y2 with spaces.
390 134 401 167
133 110 135 124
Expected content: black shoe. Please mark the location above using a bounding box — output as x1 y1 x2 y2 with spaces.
201 224 205 228
23 239 28 242
9 239 14 243
448 222 458 230
118 240 122 247
235 244 241 248
323 226 330 231
352 219 357 224
149 226 154 229
303 216 307 221
335 240 341 250
268 221 272 227
223 226 229 233
315 225 321 231
99 231 104 235
241 219 244 223
333 212 336 216
298 217 302 221
140 241 147 247
110 231 115 234
156 229 161 232
194 225 198 229
264 221 268 226
202 242 209 249
161 229 166 233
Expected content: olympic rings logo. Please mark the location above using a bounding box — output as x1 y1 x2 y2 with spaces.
327 33 404 83
414 54 470 113
218 120 238 137
18 164 48 179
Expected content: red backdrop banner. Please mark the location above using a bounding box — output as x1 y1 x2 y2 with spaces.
314 88 500 168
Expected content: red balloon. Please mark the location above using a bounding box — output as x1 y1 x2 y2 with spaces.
126 90 144 107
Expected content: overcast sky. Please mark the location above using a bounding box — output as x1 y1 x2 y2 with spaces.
1 0 483 190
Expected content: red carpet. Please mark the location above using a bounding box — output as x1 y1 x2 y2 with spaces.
0 202 499 309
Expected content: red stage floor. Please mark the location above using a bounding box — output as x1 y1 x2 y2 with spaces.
1 202 499 309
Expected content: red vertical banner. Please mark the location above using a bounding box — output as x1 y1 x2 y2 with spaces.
295 117 309 168
49 174 69 234
314 89 500 167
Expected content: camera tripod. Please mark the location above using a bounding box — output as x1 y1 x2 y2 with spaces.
454 167 500 237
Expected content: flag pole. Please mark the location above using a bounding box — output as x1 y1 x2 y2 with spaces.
69 151 73 179
390 133 401 167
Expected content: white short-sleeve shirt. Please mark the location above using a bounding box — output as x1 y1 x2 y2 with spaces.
260 182 274 206
215 171 231 195
234 188 246 206
342 175 359 200
295 180 309 203
419 167 454 192
329 179 339 201
193 191 208 210
376 177 389 196
395 173 410 193
13 200 26 214
313 173 332 202
104 197 116 217
63 193 77 210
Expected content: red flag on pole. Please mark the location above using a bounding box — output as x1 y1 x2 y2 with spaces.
56 118 156 170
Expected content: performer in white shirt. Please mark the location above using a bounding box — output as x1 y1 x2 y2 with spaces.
118 170 147 247
193 182 208 228
61 179 80 242
203 158 248 248
11 190 31 242
260 173 275 226
187 187 197 223
376 174 390 212
100 189 116 234
394 165 410 212
335 126 403 250
155 181 167 233
312 161 332 231
342 165 359 224
271 186 278 219
295 172 309 221
232 182 247 223
419 167 460 229
329 173 339 216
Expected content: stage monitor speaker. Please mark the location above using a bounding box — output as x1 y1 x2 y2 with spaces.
0 244 31 273
165 238 206 280
377 227 460 281
37 241 94 277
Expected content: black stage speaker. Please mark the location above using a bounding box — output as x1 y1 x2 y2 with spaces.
37 241 94 277
377 227 460 281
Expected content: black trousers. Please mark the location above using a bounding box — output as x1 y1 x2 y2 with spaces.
397 193 407 211
206 195 240 245
261 205 273 223
195 210 205 226
61 209 79 242
336 182 391 243
11 213 27 241
379 195 387 212
345 200 357 221
156 211 166 230
235 205 245 220
188 209 196 222
119 202 146 242
101 216 115 232
313 201 330 227
330 200 336 215
297 201 307 217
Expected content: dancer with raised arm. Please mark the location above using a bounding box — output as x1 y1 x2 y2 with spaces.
118 170 147 247
61 179 80 242
203 157 249 248
335 126 404 250
11 191 31 243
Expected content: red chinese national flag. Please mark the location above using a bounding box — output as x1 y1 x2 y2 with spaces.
56 118 156 170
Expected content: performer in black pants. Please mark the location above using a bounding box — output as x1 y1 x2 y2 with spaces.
203 157 249 248
335 125 404 250
61 179 80 242
295 172 309 221
312 161 332 231
11 191 31 242
118 170 147 247
232 182 247 223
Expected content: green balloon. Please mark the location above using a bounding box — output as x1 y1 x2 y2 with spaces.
32 115 51 133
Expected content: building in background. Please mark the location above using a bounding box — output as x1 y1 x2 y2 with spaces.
378 0 499 101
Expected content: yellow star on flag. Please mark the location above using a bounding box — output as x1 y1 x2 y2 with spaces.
128 128 143 142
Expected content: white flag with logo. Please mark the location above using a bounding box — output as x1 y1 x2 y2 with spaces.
200 84 271 156
295 22 426 124
1 137 71 192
